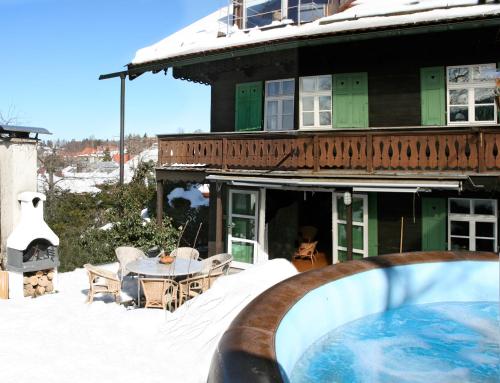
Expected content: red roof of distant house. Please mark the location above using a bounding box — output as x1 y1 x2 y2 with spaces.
78 147 97 156
112 153 131 163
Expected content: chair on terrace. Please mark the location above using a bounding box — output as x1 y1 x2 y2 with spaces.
140 278 178 310
115 246 147 281
170 247 200 261
84 264 121 303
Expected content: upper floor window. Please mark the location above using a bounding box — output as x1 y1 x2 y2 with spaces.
243 0 328 29
300 75 332 129
265 79 295 131
447 64 497 125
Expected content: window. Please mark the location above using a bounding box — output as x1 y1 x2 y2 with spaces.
300 75 332 129
265 79 295 131
447 64 497 125
243 0 328 28
448 198 498 252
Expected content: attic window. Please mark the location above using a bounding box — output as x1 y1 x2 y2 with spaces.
243 0 328 29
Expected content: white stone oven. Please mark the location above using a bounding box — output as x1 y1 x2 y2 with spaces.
6 192 59 299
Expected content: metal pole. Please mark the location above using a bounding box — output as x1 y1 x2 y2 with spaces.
156 180 164 226
119 74 126 185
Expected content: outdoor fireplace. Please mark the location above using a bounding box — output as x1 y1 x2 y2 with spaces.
6 192 59 298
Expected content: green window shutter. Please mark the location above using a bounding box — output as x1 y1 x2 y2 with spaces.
497 63 499 122
235 82 263 131
421 197 447 251
420 67 445 126
333 72 369 128
368 193 378 257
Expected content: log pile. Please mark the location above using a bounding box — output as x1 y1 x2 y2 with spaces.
23 269 55 297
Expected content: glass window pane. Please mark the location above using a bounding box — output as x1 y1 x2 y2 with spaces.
472 65 496 82
231 242 254 264
302 112 314 126
353 226 364 251
337 197 346 221
449 89 468 105
451 221 469 237
267 115 278 131
283 99 294 115
318 75 332 91
450 237 469 250
301 77 316 92
475 106 495 121
282 114 294 130
302 96 314 111
338 249 348 262
232 193 256 215
476 222 495 238
352 198 364 223
338 224 346 247
474 88 495 104
473 200 495 215
232 217 255 240
319 95 331 111
450 199 470 214
476 239 495 252
448 67 470 83
283 80 295 95
267 82 280 97
266 100 278 116
245 0 282 28
319 112 331 126
450 106 469 122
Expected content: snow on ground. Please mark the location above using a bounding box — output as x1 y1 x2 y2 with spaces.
131 0 500 65
0 259 297 383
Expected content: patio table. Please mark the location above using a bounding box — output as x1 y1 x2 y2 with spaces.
126 257 203 306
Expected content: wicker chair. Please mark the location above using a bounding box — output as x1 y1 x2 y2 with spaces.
178 254 233 305
140 278 178 310
178 274 210 305
293 241 318 264
115 246 147 280
84 264 121 303
170 247 200 261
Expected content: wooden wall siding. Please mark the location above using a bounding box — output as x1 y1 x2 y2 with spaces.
158 128 500 174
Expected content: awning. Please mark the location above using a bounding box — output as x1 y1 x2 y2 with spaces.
205 175 462 193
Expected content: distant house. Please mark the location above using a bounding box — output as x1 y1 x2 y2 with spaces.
102 0 500 269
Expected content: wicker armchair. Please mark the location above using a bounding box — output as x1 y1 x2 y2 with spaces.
294 241 318 264
115 246 147 280
84 264 121 303
178 274 210 305
170 247 200 261
140 278 178 310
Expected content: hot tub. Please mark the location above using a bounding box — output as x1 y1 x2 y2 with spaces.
209 252 499 383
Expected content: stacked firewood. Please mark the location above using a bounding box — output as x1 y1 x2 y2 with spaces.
23 269 55 297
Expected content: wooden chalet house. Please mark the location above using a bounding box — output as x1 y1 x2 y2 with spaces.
101 0 500 269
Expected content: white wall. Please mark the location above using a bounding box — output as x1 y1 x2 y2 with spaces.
0 138 38 265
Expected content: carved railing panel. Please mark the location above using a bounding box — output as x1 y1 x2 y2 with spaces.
158 128 500 174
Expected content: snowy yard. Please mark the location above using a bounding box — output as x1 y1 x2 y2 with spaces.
0 259 297 383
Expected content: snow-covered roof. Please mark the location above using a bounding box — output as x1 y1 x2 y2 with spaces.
131 0 500 67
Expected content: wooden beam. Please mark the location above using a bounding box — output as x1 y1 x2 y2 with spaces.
156 180 164 225
215 182 224 254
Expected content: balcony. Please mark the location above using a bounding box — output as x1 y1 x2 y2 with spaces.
158 127 500 175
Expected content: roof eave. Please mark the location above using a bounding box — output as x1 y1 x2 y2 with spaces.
99 15 500 81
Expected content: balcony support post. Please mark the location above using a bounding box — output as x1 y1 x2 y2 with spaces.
156 180 164 226
215 182 224 254
119 73 126 185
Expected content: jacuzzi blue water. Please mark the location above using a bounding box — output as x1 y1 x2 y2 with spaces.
290 301 500 383
275 260 499 382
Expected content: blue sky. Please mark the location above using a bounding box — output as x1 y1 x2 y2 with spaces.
0 0 228 140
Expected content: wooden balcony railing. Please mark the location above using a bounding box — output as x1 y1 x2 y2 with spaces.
158 127 500 174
